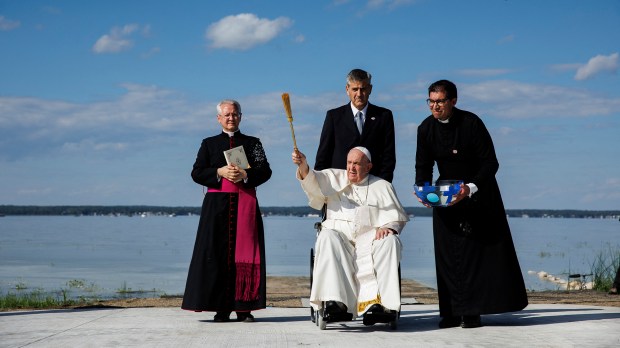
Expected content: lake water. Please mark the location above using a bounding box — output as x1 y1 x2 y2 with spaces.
1 215 618 299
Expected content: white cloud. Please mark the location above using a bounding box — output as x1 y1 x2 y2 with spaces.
574 52 619 80
92 24 141 54
461 80 620 119
0 84 212 160
62 139 128 153
0 86 343 163
2 79 618 166
205 13 292 51
0 15 20 31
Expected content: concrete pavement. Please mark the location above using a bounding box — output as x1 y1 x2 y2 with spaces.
1 303 619 347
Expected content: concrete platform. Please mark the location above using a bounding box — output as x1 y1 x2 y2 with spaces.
1 304 619 347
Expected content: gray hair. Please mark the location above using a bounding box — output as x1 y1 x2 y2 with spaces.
346 69 372 85
217 99 242 115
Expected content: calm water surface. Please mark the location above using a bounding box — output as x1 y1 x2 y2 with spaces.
0 215 618 299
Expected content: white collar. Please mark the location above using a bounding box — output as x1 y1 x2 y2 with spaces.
350 103 369 117
222 129 239 137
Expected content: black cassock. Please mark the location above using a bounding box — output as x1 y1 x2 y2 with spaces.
415 108 528 317
182 131 272 312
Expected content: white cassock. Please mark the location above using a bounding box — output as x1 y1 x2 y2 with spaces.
297 168 409 316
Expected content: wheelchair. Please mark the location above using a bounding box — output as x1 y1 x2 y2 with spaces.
309 222 400 330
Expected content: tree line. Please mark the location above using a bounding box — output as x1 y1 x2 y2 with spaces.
1 205 619 219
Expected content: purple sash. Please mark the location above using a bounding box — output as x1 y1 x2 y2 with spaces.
209 179 260 301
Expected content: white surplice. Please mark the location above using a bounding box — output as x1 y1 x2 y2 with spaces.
297 168 409 316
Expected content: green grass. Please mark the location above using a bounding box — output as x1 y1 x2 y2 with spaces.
1 279 164 310
590 245 620 292
0 289 78 310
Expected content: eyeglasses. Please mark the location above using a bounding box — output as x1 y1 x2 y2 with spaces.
426 98 449 106
219 113 241 119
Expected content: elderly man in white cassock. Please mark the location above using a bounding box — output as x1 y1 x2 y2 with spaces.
292 146 409 324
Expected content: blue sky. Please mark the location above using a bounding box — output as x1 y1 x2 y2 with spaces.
1 0 619 210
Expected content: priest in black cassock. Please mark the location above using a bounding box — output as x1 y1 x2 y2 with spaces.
415 80 528 329
182 99 272 323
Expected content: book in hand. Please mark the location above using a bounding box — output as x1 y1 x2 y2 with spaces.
224 145 251 170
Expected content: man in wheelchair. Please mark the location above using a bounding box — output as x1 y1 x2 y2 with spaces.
292 146 409 328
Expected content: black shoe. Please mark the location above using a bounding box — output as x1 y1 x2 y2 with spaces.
236 312 255 322
213 312 231 322
324 301 347 314
438 316 460 329
324 301 352 322
362 304 382 325
461 315 482 328
365 304 384 313
363 304 396 326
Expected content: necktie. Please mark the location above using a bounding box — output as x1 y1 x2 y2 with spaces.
355 111 364 135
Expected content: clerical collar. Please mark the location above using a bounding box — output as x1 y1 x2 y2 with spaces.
437 117 451 124
222 130 239 137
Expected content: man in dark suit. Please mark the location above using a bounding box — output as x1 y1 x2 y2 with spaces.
314 69 396 182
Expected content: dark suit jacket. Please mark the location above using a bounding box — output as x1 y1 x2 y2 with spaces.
314 103 396 182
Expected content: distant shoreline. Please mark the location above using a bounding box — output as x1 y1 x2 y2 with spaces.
1 205 619 219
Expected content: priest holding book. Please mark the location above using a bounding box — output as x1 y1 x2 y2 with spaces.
182 99 272 323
